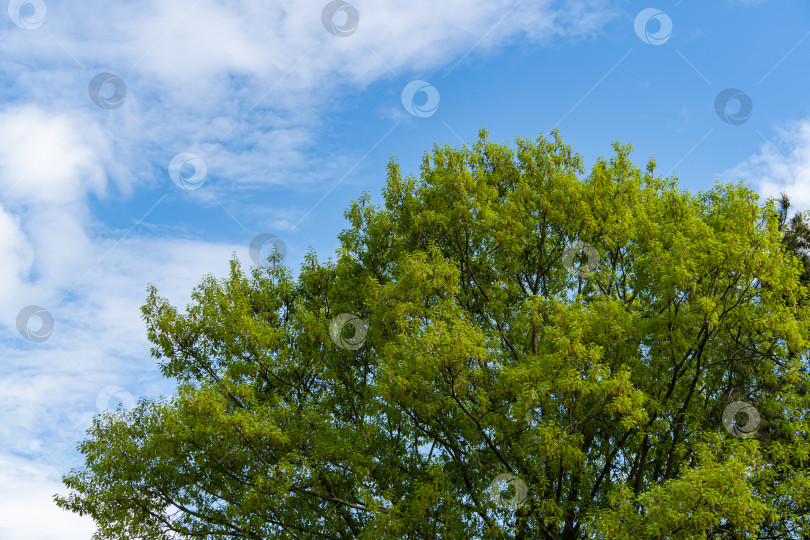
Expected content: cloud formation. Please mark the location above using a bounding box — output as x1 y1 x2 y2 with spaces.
724 117 810 211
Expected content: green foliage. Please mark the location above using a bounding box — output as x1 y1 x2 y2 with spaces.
774 192 810 288
56 129 810 538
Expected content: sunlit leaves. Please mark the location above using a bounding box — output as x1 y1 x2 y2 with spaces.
56 129 810 539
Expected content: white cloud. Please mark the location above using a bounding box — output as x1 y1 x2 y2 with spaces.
117 0 613 92
0 456 97 540
0 481 97 540
0 105 111 308
0 0 616 196
0 105 109 205
0 203 33 303
723 117 810 211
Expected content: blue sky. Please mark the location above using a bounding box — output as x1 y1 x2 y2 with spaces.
1 0 810 537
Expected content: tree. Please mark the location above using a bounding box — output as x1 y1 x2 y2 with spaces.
56 128 810 539
775 192 810 287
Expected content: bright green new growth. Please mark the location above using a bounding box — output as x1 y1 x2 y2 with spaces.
56 128 810 539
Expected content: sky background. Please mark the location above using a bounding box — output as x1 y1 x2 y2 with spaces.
1 0 810 537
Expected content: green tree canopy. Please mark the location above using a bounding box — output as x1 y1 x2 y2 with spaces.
56 129 810 539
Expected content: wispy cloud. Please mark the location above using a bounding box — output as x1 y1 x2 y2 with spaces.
0 455 97 539
723 117 810 211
